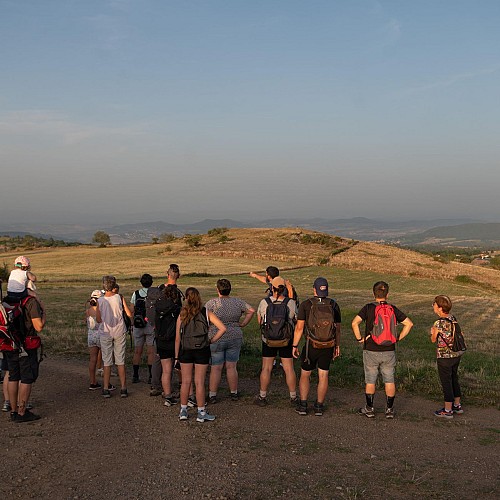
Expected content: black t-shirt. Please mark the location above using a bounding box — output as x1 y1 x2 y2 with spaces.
357 302 407 352
297 297 341 324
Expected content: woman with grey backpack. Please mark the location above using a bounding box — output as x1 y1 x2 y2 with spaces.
174 287 226 422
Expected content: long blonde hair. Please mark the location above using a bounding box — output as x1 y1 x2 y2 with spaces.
179 287 202 324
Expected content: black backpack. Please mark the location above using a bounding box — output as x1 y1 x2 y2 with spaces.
261 297 293 347
155 298 180 344
133 290 148 329
439 318 467 353
306 298 337 348
180 307 209 350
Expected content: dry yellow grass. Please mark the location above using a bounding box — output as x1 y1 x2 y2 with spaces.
1 228 499 292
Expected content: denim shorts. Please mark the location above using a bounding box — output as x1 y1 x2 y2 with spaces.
363 350 396 384
210 337 243 365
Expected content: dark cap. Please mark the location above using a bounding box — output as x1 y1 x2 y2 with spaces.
314 277 329 297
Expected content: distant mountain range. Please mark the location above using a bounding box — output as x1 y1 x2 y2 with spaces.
2 217 499 247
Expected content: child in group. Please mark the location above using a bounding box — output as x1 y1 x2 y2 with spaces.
430 295 465 419
7 256 37 299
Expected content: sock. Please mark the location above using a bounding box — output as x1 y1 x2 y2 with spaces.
198 406 205 412
164 393 172 399
133 365 139 377
300 400 307 405
386 396 395 409
181 404 187 410
148 364 152 377
365 393 374 408
231 390 238 394
290 391 297 399
209 391 217 398
259 390 267 398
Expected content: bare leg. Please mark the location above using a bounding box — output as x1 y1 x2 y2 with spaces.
225 361 238 393
161 358 174 395
116 364 127 389
209 364 223 394
17 383 33 416
180 363 193 406
103 365 111 390
259 357 275 393
299 369 311 401
194 364 209 407
281 358 297 393
317 368 329 404
89 346 99 385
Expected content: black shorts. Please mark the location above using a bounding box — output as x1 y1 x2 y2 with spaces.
157 342 175 360
301 344 334 371
179 346 211 365
1 356 8 371
261 340 293 359
4 349 40 384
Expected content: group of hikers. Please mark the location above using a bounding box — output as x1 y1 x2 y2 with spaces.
1 258 467 424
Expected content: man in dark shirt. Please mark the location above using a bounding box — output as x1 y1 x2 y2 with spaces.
4 296 45 422
292 277 341 416
351 281 413 419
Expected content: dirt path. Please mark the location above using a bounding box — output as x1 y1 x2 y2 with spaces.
1 357 499 499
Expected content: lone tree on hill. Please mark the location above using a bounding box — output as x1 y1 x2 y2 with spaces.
93 231 111 247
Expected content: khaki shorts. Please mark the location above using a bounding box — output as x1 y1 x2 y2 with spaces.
100 333 127 366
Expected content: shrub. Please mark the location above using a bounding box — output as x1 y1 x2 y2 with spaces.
185 234 202 247
0 262 9 281
208 227 228 237
159 233 176 243
454 275 479 285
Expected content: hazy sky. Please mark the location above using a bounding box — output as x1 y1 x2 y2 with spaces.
1 0 499 224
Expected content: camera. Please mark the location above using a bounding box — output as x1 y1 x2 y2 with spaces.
89 298 97 306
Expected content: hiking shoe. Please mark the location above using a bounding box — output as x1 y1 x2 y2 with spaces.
295 402 308 416
358 406 375 418
314 402 324 416
196 410 216 423
89 383 102 391
2 401 11 412
120 389 128 398
434 408 453 419
179 408 188 420
150 388 162 397
255 395 268 407
102 389 112 398
385 407 395 419
15 410 41 423
452 404 464 414
208 395 217 405
290 396 299 406
164 396 178 407
132 376 140 384
187 396 197 408
108 384 116 391
10 411 19 422
230 392 240 401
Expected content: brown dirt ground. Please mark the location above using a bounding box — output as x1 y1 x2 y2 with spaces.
1 356 499 499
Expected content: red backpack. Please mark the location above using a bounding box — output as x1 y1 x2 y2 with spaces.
0 296 30 351
371 302 398 346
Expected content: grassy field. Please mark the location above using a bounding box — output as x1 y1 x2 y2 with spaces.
20 250 499 408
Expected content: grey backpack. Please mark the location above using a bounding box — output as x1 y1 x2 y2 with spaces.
180 307 209 350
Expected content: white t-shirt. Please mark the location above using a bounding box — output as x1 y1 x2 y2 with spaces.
7 268 28 293
98 294 127 337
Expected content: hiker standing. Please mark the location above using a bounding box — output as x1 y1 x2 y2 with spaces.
205 279 255 404
430 295 465 419
130 274 155 384
86 289 102 390
97 275 132 398
174 287 226 422
249 266 294 299
154 284 182 407
292 277 341 416
351 281 413 418
255 276 298 407
148 264 183 397
2 292 45 422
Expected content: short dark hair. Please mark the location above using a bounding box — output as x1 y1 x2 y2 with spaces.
216 279 231 296
168 263 180 279
373 281 389 299
140 273 153 288
266 266 280 279
102 275 117 292
434 295 452 313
